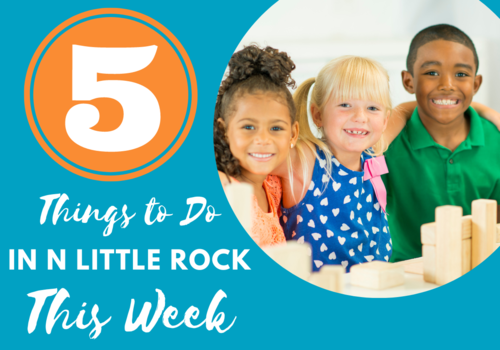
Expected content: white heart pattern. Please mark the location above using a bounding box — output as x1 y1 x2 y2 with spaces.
358 243 363 252
366 194 372 202
384 256 389 261
320 215 328 224
370 240 377 247
386 243 391 251
374 202 380 211
313 188 321 197
350 211 354 220
332 181 341 191
319 159 326 168
362 188 365 194
306 204 314 212
357 203 362 210
354 190 359 198
322 174 329 183
367 212 372 222
283 215 288 223
364 255 374 262
338 236 346 245
320 243 328 252
308 220 315 228
364 230 369 238
311 233 322 241
349 249 355 257
341 260 348 268
320 198 328 206
349 177 357 185
314 260 324 268
344 195 351 204
327 230 334 238
340 223 349 231
297 236 304 244
372 227 379 234
329 252 337 260
376 248 380 255
358 217 362 225
332 158 340 167
309 180 315 191
383 226 387 233
332 208 340 217
339 169 348 176
351 232 358 239
297 215 303 224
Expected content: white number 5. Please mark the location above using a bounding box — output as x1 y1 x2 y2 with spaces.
66 45 160 152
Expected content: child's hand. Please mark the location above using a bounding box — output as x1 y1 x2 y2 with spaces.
472 102 500 132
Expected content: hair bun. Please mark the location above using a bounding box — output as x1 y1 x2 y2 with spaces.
227 45 296 89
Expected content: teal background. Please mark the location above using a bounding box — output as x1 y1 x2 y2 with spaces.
1 0 499 348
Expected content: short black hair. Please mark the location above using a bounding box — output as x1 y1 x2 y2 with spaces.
406 24 479 76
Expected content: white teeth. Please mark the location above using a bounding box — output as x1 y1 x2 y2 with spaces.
250 153 272 158
433 99 458 105
345 130 367 135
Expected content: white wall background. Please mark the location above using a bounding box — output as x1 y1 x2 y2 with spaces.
236 0 500 111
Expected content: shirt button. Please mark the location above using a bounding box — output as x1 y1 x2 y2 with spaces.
449 159 454 164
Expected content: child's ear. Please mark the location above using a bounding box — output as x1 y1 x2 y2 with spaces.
291 121 299 146
401 70 415 94
473 74 483 95
311 104 322 128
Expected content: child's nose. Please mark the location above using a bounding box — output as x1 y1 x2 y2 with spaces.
438 73 455 91
254 129 272 144
352 106 368 123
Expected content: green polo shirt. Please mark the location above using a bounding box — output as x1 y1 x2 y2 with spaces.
382 106 500 262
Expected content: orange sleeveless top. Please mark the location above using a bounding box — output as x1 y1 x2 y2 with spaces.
249 175 286 247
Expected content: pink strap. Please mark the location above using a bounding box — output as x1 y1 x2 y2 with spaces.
363 156 389 214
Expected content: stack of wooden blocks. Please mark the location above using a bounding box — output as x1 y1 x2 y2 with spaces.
421 199 499 285
224 183 500 292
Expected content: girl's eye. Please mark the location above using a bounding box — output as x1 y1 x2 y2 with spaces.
271 126 282 131
339 103 351 108
456 72 468 77
243 125 255 130
368 106 379 111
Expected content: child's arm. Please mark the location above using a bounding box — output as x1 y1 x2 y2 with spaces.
471 102 500 131
385 101 417 146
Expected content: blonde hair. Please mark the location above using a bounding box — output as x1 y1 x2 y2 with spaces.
295 56 392 187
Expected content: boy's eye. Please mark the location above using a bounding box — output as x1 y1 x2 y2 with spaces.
456 72 468 77
243 125 255 130
425 71 438 76
271 126 282 131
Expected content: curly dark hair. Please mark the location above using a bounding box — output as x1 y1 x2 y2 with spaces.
214 45 297 180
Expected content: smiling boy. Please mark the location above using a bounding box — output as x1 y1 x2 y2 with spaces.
383 24 500 262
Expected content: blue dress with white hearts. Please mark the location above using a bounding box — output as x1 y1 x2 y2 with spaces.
280 147 392 272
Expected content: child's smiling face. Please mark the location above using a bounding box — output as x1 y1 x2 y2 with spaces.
222 93 298 180
403 39 482 125
313 99 389 156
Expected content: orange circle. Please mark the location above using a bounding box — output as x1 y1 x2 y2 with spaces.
24 9 197 181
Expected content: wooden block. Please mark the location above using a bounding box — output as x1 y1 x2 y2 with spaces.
423 244 436 284
496 224 500 243
472 199 497 268
421 216 472 246
462 238 471 275
435 206 463 285
224 183 253 234
393 257 423 275
309 265 345 293
264 242 312 281
350 261 404 290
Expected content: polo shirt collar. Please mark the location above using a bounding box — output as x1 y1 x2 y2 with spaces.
407 106 485 150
